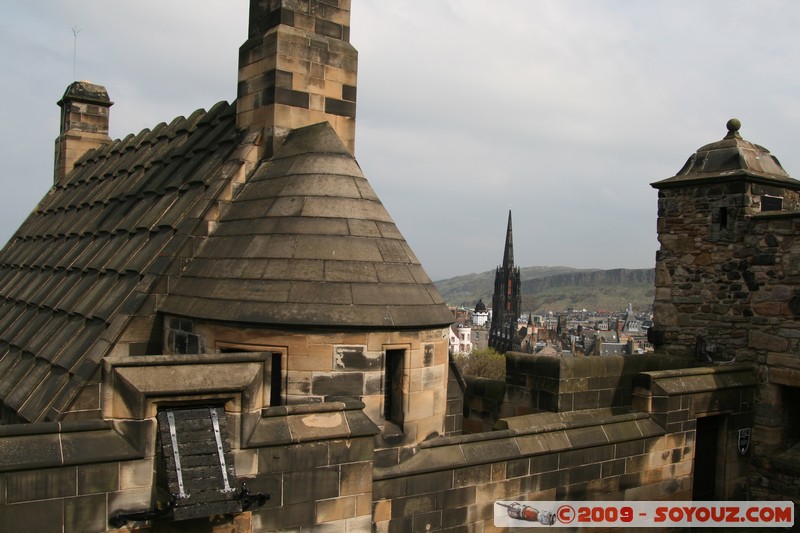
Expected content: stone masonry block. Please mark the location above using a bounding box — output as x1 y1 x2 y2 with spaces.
412 510 442 532
312 372 364 396
461 438 521 465
333 345 381 371
373 478 407 501
284 467 340 505
405 389 435 420
340 462 373 496
329 437 374 464
559 445 614 469
78 462 119 495
7 467 77 503
373 498 391 523
770 366 800 387
476 478 521 503
415 415 445 443
391 494 436 517
0 498 64 533
290 351 334 372
436 486 476 510
119 458 153 490
253 500 315 531
406 470 453 496
107 487 152 518
454 464 491 488
64 494 106 533
315 495 357 523
491 462 507 482
265 441 329 473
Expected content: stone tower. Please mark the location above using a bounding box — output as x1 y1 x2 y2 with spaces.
489 210 522 353
650 118 800 360
53 81 113 183
237 0 357 158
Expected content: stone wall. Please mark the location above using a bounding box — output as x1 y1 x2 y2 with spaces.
444 361 465 437
373 364 754 531
740 211 800 503
0 420 152 532
652 181 800 361
462 376 505 433
0 354 757 532
462 353 694 433
653 174 800 505
172 322 451 450
248 436 374 531
0 398 377 532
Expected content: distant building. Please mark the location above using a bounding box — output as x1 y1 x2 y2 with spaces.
471 298 489 326
449 324 473 355
488 211 522 353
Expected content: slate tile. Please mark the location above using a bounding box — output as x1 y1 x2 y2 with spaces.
0 354 34 399
4 358 51 413
19 367 69 420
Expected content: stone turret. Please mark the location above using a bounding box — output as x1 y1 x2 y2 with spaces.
650 119 800 359
237 0 357 158
53 81 113 183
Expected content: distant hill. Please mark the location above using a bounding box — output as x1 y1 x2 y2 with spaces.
434 267 655 314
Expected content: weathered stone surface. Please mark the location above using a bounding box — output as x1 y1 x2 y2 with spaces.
312 372 364 396
64 494 106 533
7 467 77 503
770 367 800 387
749 330 790 351
333 345 381 371
0 498 64 533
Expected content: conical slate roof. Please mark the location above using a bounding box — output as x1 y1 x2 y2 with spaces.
162 122 453 328
653 119 800 189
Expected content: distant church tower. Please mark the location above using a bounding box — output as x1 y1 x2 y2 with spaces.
489 211 522 353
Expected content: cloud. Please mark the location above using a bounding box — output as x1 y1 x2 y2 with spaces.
1 1 799 282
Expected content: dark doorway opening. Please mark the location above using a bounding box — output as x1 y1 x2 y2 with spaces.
270 352 282 407
384 349 405 425
693 415 722 500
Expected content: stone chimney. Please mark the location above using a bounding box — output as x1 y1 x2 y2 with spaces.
237 0 357 158
54 81 113 183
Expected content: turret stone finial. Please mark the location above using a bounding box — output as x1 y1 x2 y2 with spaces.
725 118 741 139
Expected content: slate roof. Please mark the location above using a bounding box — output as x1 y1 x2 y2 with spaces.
0 101 248 422
162 122 454 328
654 119 800 188
0 104 453 422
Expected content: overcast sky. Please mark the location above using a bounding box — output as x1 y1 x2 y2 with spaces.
1 1 798 281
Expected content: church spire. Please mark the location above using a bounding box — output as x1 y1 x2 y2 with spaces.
489 210 523 354
502 210 514 270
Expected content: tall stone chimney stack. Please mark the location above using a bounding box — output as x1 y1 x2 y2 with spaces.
54 81 113 183
237 0 357 158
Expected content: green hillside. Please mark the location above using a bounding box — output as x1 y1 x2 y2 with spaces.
434 267 655 314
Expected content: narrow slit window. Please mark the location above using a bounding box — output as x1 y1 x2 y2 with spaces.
270 352 282 407
384 349 405 425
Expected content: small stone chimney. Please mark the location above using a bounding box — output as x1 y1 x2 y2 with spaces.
237 0 357 158
54 81 113 183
